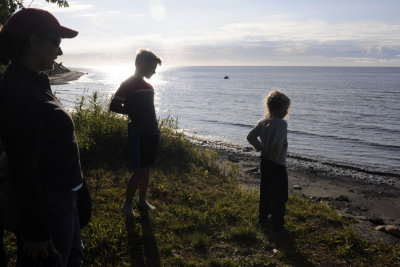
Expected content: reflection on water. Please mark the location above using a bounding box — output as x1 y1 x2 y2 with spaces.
55 66 400 175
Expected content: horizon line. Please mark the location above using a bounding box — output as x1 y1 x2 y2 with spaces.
70 64 400 68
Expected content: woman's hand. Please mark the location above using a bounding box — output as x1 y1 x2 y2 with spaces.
23 239 57 261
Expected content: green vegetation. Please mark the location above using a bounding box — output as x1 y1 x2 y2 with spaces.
0 0 69 25
4 94 400 266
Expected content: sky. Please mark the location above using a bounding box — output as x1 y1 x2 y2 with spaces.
23 0 400 67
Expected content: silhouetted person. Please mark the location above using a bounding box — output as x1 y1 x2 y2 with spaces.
110 49 162 216
0 8 85 266
0 149 7 267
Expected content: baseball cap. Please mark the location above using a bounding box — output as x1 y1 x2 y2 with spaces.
2 8 78 40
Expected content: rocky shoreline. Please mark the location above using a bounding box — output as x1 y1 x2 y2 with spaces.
188 135 400 188
190 136 400 244
49 70 85 85
47 62 85 85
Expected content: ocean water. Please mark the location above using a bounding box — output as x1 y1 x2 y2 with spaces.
53 66 400 176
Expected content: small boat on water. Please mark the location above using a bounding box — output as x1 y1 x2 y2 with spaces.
224 76 229 79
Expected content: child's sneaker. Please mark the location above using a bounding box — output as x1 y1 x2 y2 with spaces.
121 202 135 217
139 200 156 211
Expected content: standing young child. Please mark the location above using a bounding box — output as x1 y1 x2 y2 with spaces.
247 90 291 233
109 49 162 216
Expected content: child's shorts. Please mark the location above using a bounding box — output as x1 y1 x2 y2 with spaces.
128 123 160 167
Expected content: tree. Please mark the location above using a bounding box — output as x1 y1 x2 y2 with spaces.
0 0 69 26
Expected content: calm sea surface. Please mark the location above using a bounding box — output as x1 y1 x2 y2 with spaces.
53 66 400 175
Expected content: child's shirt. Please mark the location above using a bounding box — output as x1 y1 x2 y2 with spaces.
247 118 288 166
110 76 159 134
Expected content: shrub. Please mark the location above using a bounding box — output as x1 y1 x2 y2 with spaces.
72 93 130 170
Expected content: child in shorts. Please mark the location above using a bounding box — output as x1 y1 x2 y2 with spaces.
110 49 162 216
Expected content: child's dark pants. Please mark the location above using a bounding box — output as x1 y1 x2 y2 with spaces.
259 157 288 230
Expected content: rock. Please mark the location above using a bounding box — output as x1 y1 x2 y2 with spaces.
355 216 367 221
45 61 70 75
335 195 350 202
244 167 258 173
343 208 352 214
369 217 384 225
375 225 400 238
171 249 180 258
293 184 302 190
335 201 349 209
381 191 397 197
342 214 354 220
386 225 400 238
228 153 239 163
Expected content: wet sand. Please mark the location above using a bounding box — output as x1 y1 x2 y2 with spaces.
192 138 400 244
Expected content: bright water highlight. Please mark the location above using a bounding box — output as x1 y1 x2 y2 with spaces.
53 66 400 175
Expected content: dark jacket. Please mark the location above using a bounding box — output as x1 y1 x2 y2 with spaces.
0 63 83 241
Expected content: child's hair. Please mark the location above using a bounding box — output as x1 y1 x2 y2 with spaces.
264 89 291 119
135 49 162 68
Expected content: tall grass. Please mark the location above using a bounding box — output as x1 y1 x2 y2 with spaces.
72 93 130 170
73 93 219 173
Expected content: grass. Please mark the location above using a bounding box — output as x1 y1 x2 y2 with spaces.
3 93 400 266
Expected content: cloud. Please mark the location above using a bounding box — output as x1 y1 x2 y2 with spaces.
172 16 400 65
72 10 143 18
60 13 400 66
218 16 400 44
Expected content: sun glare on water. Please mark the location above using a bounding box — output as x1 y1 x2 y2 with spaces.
90 65 165 86
98 65 134 84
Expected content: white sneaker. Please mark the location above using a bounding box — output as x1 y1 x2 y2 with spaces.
121 202 135 217
139 200 156 211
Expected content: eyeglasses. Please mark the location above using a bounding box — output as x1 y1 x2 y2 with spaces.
39 35 62 48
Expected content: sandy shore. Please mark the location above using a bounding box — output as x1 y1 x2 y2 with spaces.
192 138 400 244
49 71 85 85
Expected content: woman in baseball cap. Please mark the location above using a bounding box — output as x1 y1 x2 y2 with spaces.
0 8 86 266
0 8 78 66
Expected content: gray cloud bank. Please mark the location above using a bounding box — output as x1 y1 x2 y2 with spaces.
63 16 400 66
